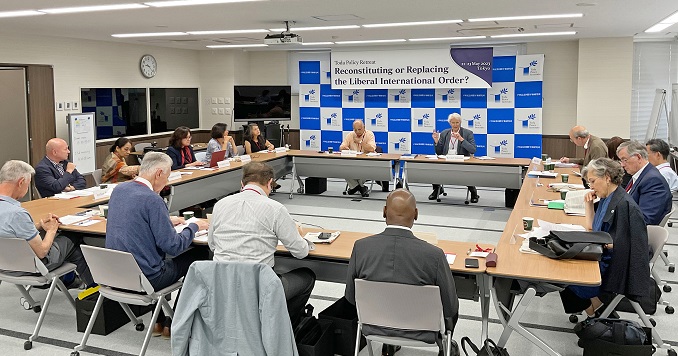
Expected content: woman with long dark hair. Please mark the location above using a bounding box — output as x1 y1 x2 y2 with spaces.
101 137 140 183
167 126 204 170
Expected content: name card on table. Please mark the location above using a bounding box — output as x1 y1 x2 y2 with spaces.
217 160 230 168
240 155 252 162
274 147 287 153
340 150 358 157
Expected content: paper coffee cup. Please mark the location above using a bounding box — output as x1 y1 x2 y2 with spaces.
99 205 109 218
206 213 212 224
183 211 195 220
522 217 534 231
541 154 548 161
560 189 569 200
561 174 569 183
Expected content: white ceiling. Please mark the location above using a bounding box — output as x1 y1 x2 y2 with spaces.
1 0 677 51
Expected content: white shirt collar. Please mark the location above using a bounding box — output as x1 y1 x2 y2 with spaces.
134 177 153 190
386 224 413 232
632 162 650 183
657 162 671 169
242 183 266 196
583 136 591 150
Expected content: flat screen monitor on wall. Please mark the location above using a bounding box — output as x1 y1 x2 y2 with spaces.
234 85 291 122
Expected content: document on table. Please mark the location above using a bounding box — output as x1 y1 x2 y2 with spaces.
59 214 91 225
445 253 456 265
366 152 382 157
304 231 341 244
548 183 586 190
517 219 587 239
527 171 558 178
175 217 207 238
555 162 578 168
71 219 102 227
475 156 495 160
564 189 593 216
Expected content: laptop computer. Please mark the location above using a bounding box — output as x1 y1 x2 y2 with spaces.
208 149 227 168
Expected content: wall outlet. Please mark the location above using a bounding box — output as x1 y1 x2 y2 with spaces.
211 108 218 115
217 97 225 104
211 97 217 104
218 108 225 115
224 97 231 104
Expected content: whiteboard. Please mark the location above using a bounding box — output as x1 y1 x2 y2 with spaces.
67 112 96 174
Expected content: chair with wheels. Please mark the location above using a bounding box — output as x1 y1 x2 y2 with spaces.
194 151 207 163
71 245 182 356
658 207 675 273
236 145 245 156
91 168 102 186
0 237 77 350
134 143 152 164
354 279 457 356
647 225 674 314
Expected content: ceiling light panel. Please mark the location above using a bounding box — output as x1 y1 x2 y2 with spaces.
145 0 260 7
206 44 268 48
469 14 583 22
335 39 407 44
187 29 269 35
40 4 148 14
362 19 462 28
112 32 188 37
491 31 577 38
268 25 360 32
408 36 486 42
0 10 45 18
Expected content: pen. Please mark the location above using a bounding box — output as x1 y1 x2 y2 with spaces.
466 248 471 255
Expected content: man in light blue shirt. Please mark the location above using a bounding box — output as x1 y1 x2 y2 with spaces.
646 138 678 192
0 160 93 286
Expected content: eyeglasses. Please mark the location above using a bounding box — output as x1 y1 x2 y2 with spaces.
620 154 638 163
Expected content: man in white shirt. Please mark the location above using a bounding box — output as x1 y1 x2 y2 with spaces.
208 161 315 325
646 138 678 192
340 119 377 197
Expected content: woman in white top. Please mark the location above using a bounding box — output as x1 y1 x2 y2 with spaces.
204 123 236 164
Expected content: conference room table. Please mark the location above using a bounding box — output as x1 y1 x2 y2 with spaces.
486 164 600 356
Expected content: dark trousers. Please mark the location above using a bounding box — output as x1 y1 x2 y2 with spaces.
279 267 316 326
431 184 478 197
44 235 94 287
148 247 210 324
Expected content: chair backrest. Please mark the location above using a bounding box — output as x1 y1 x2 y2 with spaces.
194 151 207 163
134 143 152 152
0 238 39 273
91 168 102 185
658 206 675 227
236 145 245 156
354 279 443 332
647 225 669 264
80 245 152 293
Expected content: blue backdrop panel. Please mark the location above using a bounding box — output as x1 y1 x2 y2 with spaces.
299 54 543 158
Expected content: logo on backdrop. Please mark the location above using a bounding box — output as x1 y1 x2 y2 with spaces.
394 137 408 151
417 113 434 128
304 89 318 103
489 139 511 155
302 133 321 150
440 89 455 103
521 60 539 77
344 90 362 103
494 88 510 104
325 112 339 126
468 114 484 130
390 89 409 103
369 112 387 128
521 113 539 128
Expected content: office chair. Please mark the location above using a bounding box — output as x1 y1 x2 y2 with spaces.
354 279 457 356
91 168 102 186
236 145 245 156
194 151 207 163
71 245 182 356
0 238 77 350
658 207 676 274
647 226 674 314
134 143 152 163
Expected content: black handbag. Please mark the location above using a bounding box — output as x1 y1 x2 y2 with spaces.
461 337 509 356
528 231 612 261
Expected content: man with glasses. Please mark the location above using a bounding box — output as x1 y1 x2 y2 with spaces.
559 126 608 170
617 140 671 225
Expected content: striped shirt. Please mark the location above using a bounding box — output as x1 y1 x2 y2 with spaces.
208 184 309 267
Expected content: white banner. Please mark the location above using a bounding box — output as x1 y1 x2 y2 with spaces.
331 48 493 89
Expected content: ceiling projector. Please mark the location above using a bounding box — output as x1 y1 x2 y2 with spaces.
264 32 303 45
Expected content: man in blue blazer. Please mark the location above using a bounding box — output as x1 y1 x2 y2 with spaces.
35 138 86 198
431 113 478 202
617 140 672 225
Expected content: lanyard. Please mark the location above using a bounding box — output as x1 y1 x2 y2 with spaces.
242 188 262 195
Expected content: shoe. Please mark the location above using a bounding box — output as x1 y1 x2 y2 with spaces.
395 181 403 189
381 181 389 192
65 276 84 290
272 182 281 191
347 186 360 195
152 322 163 337
470 195 480 204
382 344 402 356
429 188 441 200
161 326 171 340
360 186 369 197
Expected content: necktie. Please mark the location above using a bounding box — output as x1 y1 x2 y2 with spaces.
625 179 633 192
56 162 64 176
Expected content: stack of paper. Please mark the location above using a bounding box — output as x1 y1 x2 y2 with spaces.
555 162 578 168
527 171 558 178
304 231 341 244
476 156 496 160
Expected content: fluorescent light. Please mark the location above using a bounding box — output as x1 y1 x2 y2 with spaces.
187 29 269 35
40 4 147 14
0 10 45 18
145 0 259 7
645 10 678 33
362 19 462 28
112 32 188 38
206 44 268 48
645 23 674 33
268 25 360 32
491 31 577 38
408 36 486 42
335 39 407 45
469 13 583 22
301 42 334 46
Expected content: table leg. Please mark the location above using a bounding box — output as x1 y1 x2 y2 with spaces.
478 273 491 341
496 285 561 356
289 161 296 199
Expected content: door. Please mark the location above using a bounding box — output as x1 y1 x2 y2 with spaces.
0 68 30 167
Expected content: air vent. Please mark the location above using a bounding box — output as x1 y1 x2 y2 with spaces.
212 36 261 44
312 14 363 21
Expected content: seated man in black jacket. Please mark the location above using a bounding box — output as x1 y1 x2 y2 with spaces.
35 138 86 197
345 189 459 356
